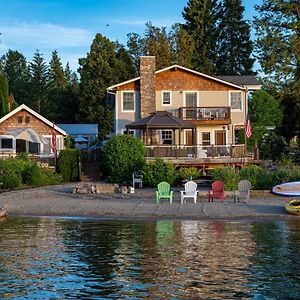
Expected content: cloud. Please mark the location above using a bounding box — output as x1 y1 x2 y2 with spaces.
0 21 93 49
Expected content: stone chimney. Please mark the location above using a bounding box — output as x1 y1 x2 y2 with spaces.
140 56 156 118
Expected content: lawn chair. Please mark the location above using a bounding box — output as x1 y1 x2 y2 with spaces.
208 181 225 202
132 173 143 188
181 181 198 204
233 180 251 203
156 182 173 204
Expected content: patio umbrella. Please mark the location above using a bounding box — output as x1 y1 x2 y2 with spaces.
6 128 48 144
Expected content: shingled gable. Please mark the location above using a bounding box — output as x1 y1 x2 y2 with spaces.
107 64 246 91
0 104 67 135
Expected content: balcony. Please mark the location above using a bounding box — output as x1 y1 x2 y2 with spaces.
178 107 231 125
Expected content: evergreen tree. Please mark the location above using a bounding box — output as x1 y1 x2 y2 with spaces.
49 50 67 90
78 33 120 139
170 24 195 69
29 50 50 114
0 72 9 117
1 50 30 104
254 0 300 83
115 43 136 82
215 0 255 75
127 32 144 75
182 0 218 74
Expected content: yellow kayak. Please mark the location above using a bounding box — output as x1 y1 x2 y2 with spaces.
285 200 300 216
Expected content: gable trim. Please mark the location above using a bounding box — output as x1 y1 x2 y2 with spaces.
0 104 67 135
107 64 245 91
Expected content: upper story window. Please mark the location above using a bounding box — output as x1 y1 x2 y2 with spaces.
25 116 30 123
122 91 135 112
18 116 22 124
185 92 198 107
161 91 171 105
230 91 242 110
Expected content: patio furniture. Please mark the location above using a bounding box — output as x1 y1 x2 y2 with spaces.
233 180 251 203
156 182 173 204
208 181 225 202
181 181 198 204
132 173 143 188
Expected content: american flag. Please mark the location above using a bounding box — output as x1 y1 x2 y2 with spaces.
51 123 57 153
245 114 252 139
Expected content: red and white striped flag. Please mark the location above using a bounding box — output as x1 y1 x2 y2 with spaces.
245 114 252 139
51 123 57 153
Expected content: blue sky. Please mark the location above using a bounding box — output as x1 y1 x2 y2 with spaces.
0 0 262 72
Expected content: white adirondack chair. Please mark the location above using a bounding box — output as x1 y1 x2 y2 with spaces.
233 180 251 203
132 173 143 188
181 181 198 204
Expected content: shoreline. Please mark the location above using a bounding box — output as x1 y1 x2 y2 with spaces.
0 183 299 221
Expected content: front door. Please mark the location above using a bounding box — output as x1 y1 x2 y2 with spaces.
215 130 226 145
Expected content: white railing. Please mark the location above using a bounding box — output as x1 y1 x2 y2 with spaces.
145 144 246 158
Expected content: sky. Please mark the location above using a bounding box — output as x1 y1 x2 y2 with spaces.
0 0 262 73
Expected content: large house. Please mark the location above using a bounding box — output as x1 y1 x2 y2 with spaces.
0 104 67 161
107 56 261 167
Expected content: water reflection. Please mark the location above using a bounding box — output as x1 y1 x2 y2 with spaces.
0 217 299 299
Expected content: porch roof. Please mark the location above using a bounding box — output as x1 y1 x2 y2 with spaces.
126 111 196 130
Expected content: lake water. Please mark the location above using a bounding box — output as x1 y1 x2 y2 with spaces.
0 217 299 299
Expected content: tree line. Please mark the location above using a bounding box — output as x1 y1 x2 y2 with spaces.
0 0 299 150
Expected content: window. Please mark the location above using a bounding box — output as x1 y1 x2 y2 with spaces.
122 129 135 136
25 116 30 123
1 138 13 148
185 92 197 107
202 132 211 146
161 130 173 145
161 91 171 105
230 92 242 110
18 116 22 124
215 130 226 145
122 92 135 111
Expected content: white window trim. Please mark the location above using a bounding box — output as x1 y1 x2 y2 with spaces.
183 91 199 107
229 90 243 112
121 90 136 112
201 131 211 146
161 90 172 106
160 129 174 145
122 129 135 137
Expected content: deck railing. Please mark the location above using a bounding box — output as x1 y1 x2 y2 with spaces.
178 107 231 121
145 144 246 159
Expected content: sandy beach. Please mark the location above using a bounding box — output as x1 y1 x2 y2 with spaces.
0 183 299 221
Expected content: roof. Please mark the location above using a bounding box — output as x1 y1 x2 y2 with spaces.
0 104 67 136
126 111 196 129
6 128 49 144
107 64 245 91
57 124 98 135
216 75 261 87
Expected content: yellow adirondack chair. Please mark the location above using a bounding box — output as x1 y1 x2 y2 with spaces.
156 182 173 204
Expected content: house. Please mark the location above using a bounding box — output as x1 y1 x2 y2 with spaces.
0 104 67 159
57 124 98 150
107 56 261 168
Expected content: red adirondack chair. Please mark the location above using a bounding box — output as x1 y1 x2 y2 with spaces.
208 181 225 202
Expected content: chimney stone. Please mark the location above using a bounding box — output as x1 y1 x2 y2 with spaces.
140 56 156 118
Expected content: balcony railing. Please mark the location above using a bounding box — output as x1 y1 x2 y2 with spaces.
145 144 245 159
178 107 231 121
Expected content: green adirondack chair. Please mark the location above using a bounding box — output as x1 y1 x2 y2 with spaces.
156 182 173 204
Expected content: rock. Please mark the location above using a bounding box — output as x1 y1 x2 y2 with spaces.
120 186 128 194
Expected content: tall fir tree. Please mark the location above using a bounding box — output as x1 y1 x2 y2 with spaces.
182 0 218 74
49 50 67 90
170 24 195 69
1 50 30 105
255 1 300 143
0 72 9 117
29 50 50 114
215 0 255 75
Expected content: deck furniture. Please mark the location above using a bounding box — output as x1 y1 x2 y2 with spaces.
180 181 198 204
233 180 251 203
156 182 173 204
132 173 143 188
208 181 225 202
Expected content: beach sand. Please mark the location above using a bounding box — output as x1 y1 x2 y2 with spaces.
0 183 299 221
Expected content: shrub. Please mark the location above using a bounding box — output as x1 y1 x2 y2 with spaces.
176 167 200 183
211 167 238 191
57 149 81 182
142 158 176 187
273 165 300 185
102 135 146 184
0 159 22 189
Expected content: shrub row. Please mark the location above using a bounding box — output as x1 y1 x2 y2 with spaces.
57 149 81 182
0 156 62 190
